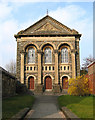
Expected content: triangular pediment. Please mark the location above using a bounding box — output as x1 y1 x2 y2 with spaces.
15 15 81 38
34 22 60 32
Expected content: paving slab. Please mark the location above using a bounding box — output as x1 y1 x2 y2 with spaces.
25 95 66 119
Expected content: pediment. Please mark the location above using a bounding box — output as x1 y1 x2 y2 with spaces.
15 15 81 38
34 22 60 32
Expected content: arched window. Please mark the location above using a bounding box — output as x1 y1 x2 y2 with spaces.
61 48 68 63
28 48 35 63
45 47 52 63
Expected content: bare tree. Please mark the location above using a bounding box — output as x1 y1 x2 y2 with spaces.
5 59 16 75
81 55 95 70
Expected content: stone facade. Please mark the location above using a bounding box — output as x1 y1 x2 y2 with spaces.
15 15 81 94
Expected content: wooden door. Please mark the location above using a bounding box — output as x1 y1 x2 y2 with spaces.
62 76 68 89
29 77 34 90
45 76 52 89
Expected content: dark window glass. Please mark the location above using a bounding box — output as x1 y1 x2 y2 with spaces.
61 66 62 70
64 66 66 70
30 67 32 70
68 66 69 70
53 66 54 70
45 66 47 70
49 66 51 70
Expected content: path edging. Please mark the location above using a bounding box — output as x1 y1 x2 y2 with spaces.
11 107 30 119
61 107 81 120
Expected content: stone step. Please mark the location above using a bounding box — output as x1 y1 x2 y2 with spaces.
43 91 54 95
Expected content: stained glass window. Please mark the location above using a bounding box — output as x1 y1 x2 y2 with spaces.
28 48 35 63
61 48 68 63
45 47 52 63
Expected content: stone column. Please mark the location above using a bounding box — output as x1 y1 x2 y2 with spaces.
54 50 59 84
71 49 76 78
20 52 25 84
37 50 42 84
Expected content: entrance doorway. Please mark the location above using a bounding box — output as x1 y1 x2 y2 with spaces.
45 76 52 90
28 76 34 90
62 76 68 89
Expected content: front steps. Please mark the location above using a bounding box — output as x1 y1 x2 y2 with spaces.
33 84 68 95
43 91 54 95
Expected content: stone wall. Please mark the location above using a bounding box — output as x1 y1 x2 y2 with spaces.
1 67 33 98
1 67 17 98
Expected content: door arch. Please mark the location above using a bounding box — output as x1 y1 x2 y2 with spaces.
62 76 68 89
28 76 34 90
45 76 52 90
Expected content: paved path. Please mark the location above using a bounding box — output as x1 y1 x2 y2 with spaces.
25 95 66 119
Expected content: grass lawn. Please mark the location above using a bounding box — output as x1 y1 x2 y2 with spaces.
2 94 35 119
58 95 94 119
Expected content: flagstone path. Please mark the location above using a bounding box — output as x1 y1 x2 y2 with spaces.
25 95 66 119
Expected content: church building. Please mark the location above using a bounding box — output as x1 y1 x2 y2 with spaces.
15 15 81 93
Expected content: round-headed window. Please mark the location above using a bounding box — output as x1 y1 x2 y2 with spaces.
28 48 35 63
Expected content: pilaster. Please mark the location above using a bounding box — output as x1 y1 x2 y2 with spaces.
54 50 59 84
71 49 76 78
37 50 42 84
20 51 25 84
76 38 80 76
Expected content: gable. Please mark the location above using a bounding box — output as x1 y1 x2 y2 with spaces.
34 22 60 32
15 15 81 38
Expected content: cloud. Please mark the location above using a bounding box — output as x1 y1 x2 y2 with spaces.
49 5 93 65
0 19 18 67
0 2 93 68
0 2 23 68
0 2 34 68
49 5 89 32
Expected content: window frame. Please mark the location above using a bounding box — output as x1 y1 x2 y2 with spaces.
44 47 52 64
28 47 35 64
61 47 68 63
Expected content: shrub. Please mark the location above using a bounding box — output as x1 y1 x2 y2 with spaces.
68 75 90 96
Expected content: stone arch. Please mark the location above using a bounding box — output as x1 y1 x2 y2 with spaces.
60 74 70 86
41 43 56 64
40 42 56 50
43 74 53 90
43 74 54 84
26 75 36 80
57 42 74 50
60 74 70 81
23 42 39 52
26 75 36 89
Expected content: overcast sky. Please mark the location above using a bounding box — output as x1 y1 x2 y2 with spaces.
0 1 93 69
